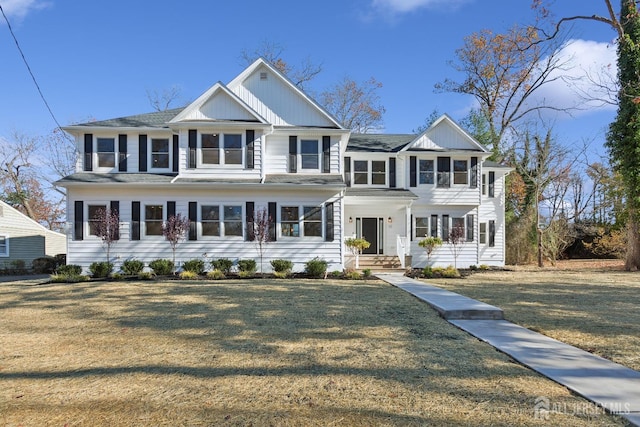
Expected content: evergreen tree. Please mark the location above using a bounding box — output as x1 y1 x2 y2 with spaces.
606 0 640 270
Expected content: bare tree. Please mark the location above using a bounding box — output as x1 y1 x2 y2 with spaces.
448 226 466 269
92 207 120 263
162 214 191 272
146 85 185 112
320 77 386 133
252 207 273 274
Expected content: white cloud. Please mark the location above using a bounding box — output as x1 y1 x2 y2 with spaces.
535 39 618 117
370 0 470 14
1 0 50 22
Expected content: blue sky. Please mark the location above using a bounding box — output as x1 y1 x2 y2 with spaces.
0 0 619 159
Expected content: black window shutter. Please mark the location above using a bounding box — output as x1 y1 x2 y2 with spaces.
466 214 474 241
489 220 496 247
246 130 255 169
325 202 334 241
488 171 495 197
118 134 127 172
344 156 351 187
172 135 179 173
246 201 255 241
167 201 176 220
410 214 413 241
83 134 93 171
409 156 417 187
470 157 478 188
322 136 330 173
139 134 148 172
110 201 120 240
389 157 396 188
188 129 197 169
131 201 141 241
74 201 84 241
188 202 197 241
288 136 297 173
268 202 277 241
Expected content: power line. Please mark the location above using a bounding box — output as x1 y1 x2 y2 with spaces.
0 2 67 135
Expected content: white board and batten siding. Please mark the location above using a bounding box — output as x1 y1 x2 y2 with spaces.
66 187 343 273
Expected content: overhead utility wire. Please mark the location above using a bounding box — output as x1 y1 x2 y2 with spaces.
0 2 67 135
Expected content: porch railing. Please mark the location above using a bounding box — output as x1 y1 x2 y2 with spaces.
396 235 407 269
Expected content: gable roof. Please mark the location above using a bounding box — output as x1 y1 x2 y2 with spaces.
402 114 488 153
169 82 268 125
0 200 65 237
347 134 415 152
227 58 345 129
67 108 184 129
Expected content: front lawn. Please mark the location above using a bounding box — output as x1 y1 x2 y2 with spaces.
0 278 626 426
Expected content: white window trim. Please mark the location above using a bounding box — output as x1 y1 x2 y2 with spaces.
418 158 435 186
198 132 245 169
278 204 324 239
149 138 172 172
0 234 9 257
351 159 387 187
144 204 165 238
452 159 469 186
198 203 244 239
94 137 117 172
298 138 321 173
87 203 108 239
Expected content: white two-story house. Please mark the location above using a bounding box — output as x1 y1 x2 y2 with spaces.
58 58 510 272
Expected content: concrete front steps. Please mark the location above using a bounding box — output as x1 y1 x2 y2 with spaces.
349 255 406 272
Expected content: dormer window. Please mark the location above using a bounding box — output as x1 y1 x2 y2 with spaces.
201 133 243 166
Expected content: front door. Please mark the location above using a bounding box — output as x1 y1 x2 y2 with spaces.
361 217 379 254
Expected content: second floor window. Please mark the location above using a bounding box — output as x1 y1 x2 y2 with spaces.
453 160 468 185
371 161 386 185
419 160 434 184
151 139 169 168
97 138 115 168
354 161 368 184
201 133 243 165
301 139 319 169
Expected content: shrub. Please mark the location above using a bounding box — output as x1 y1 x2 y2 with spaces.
362 268 372 278
344 269 361 280
182 259 205 274
273 271 289 279
121 259 145 275
32 256 58 274
179 271 199 280
270 259 293 273
9 259 27 274
54 253 66 266
57 264 82 276
139 271 155 280
211 258 233 274
89 261 113 278
305 257 328 278
110 273 124 281
441 266 461 278
479 264 491 271
238 270 254 278
149 259 174 276
206 269 225 280
422 266 434 278
330 270 342 278
50 273 90 283
469 264 478 271
237 259 257 273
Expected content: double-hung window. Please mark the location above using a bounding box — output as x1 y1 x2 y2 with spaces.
452 217 465 240
201 205 242 237
88 204 107 236
301 140 319 169
223 205 243 236
201 205 220 236
419 160 434 185
354 161 368 184
437 157 451 188
0 235 8 257
281 206 300 237
415 217 429 238
201 134 220 164
97 138 115 168
303 206 322 237
479 223 487 244
224 134 243 165
371 161 386 185
281 205 323 238
145 205 164 236
151 139 170 169
453 160 468 185
201 133 243 165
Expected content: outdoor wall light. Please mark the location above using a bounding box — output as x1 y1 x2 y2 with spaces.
349 217 353 223
388 217 392 223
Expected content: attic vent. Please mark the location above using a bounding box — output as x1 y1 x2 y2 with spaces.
260 72 268 81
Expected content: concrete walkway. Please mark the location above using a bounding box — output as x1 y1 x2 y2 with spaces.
376 273 640 426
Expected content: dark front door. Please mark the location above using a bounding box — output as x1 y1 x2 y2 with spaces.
361 217 378 254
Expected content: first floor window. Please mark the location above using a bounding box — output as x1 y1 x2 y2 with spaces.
452 217 465 240
354 160 368 184
371 161 386 185
151 138 170 168
201 205 243 236
453 160 468 185
303 206 322 237
419 159 434 185
415 217 429 238
224 205 243 236
88 204 107 236
201 205 220 236
301 139 319 169
145 205 163 236
281 206 299 237
97 138 115 168
479 222 487 244
0 235 8 256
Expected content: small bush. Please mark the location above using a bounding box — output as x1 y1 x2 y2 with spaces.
110 273 124 281
139 271 155 280
179 271 199 280
149 259 174 276
238 270 254 278
469 264 478 271
237 259 257 273
50 273 90 283
362 268 372 278
182 259 205 274
211 258 233 274
441 266 461 278
305 257 328 278
330 270 342 278
273 271 289 279
121 259 145 275
479 264 491 271
422 266 434 278
32 256 58 274
206 269 225 280
89 261 114 278
344 269 361 280
57 264 82 276
270 259 293 273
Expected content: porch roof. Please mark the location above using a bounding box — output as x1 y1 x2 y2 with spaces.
345 188 418 199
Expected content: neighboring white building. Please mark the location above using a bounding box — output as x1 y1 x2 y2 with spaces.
0 200 66 268
58 58 510 272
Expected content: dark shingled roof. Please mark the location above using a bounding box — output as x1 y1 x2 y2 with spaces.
172 177 262 184
483 160 512 169
72 108 186 128
264 174 345 186
347 134 415 152
57 173 177 185
345 188 418 199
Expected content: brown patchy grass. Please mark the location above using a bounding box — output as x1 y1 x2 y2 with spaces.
429 260 640 372
0 278 629 426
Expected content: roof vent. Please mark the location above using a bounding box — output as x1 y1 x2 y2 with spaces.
260 72 268 81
